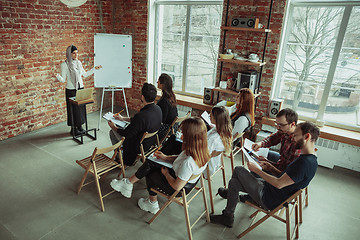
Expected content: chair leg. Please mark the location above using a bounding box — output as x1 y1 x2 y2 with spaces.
77 167 91 194
206 169 214 214
230 152 235 172
148 192 177 224
305 187 309 207
238 212 273 238
286 206 290 240
299 192 303 224
220 156 227 188
295 196 299 239
94 172 105 212
182 191 193 240
200 177 210 223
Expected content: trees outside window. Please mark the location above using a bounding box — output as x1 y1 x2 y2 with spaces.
274 1 360 131
153 1 223 96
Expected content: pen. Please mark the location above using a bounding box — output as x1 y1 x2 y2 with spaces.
114 109 124 117
247 149 254 155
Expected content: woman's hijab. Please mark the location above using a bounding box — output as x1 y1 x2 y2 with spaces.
65 45 82 89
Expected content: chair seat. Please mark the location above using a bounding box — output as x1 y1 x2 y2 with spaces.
76 154 119 175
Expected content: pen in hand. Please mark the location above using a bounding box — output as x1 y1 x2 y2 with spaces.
114 109 124 117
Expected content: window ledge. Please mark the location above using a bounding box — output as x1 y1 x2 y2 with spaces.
262 117 360 147
157 91 213 112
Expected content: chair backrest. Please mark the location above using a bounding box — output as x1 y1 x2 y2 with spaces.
139 130 159 144
171 111 191 135
91 137 125 162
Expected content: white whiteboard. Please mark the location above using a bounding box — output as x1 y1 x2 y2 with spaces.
94 33 132 88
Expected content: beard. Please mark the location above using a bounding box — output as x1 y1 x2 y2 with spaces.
295 138 304 149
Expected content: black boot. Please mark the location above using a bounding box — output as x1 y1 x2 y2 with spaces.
217 187 228 199
77 125 85 133
70 127 81 136
210 210 234 228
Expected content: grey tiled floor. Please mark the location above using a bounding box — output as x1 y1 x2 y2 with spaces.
1 109 360 240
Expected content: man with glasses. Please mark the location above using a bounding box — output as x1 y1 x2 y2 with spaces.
251 108 301 176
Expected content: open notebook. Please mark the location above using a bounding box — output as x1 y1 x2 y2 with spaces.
70 88 94 101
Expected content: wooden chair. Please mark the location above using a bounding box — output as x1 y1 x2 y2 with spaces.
159 111 191 146
76 137 126 211
237 189 302 240
229 132 245 172
138 130 160 163
147 174 210 240
206 152 227 214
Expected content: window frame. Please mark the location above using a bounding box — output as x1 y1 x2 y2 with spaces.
149 0 223 97
273 0 360 131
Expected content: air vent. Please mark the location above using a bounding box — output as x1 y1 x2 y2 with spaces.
316 138 339 151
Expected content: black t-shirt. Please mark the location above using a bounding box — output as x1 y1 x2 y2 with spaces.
262 154 318 210
157 97 178 125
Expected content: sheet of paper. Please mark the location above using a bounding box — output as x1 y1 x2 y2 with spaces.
242 147 262 170
147 154 173 169
103 112 129 128
243 138 269 158
201 111 214 127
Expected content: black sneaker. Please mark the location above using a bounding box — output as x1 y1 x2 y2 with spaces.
210 211 234 228
239 194 252 203
217 187 228 199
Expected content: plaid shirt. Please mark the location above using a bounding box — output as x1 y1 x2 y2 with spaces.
261 131 301 171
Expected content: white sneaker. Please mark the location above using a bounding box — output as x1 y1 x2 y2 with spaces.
138 197 160 214
110 178 133 198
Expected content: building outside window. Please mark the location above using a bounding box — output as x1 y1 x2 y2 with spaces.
274 0 360 131
152 0 223 96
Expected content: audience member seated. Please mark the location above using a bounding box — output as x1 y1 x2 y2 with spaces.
110 117 210 214
204 106 233 178
108 83 162 167
156 73 178 141
210 122 319 228
252 108 301 176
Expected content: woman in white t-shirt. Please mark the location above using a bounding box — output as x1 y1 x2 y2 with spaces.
229 88 255 138
110 117 210 214
205 106 233 178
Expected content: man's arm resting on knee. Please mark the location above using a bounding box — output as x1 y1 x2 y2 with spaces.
248 161 294 189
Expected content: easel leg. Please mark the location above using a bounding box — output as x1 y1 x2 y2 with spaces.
98 88 105 130
122 88 129 118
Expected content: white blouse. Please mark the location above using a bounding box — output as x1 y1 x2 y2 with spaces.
56 61 94 90
172 151 207 184
204 128 225 178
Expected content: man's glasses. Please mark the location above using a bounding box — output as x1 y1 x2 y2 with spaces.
275 122 290 127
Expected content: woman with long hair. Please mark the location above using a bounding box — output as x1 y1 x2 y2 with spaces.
205 106 233 177
229 88 255 137
110 117 210 214
157 73 178 125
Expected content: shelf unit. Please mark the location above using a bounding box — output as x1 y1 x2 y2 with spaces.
218 0 274 95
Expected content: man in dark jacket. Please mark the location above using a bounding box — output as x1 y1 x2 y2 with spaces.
108 83 162 166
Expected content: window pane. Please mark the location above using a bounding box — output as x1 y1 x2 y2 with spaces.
325 6 360 128
157 5 187 91
277 6 343 119
185 5 222 94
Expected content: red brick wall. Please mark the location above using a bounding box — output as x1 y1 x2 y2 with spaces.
112 0 148 111
219 0 287 131
0 0 112 140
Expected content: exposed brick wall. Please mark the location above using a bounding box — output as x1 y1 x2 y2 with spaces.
112 0 148 111
218 0 287 132
0 0 112 140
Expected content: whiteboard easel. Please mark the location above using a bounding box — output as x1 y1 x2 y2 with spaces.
98 87 129 130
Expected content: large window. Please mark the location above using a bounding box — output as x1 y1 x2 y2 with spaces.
152 0 223 96
274 1 360 131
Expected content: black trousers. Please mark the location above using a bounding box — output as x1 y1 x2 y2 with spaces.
135 160 197 196
65 88 85 127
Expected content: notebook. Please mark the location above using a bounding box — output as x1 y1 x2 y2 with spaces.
70 88 94 101
103 112 130 129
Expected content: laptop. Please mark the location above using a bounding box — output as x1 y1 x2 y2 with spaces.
70 88 94 101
